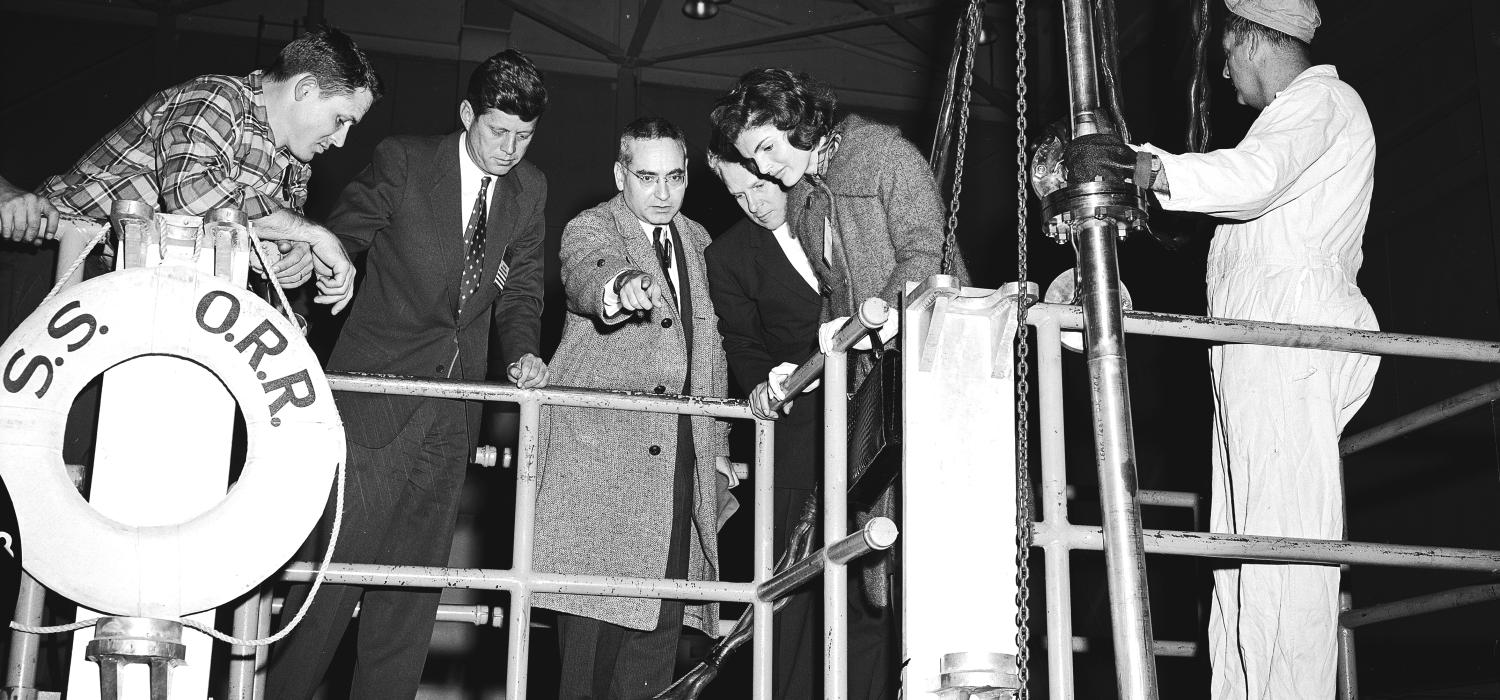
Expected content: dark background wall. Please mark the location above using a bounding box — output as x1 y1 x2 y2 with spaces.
2 1 1499 697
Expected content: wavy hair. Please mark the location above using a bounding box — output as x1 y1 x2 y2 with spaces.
708 68 837 160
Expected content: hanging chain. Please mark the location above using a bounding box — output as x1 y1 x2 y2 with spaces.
941 0 984 276
1012 0 1033 695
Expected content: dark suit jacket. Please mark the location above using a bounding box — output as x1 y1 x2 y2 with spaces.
704 218 824 490
325 133 547 449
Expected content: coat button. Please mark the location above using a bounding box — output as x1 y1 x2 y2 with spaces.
597 258 606 267
648 445 662 456
435 364 445 373
653 385 666 394
660 318 673 328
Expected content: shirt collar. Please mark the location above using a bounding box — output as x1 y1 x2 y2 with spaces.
639 219 668 238
458 132 489 183
1274 64 1338 101
247 70 310 207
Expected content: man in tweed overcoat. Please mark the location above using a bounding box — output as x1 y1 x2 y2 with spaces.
534 117 730 699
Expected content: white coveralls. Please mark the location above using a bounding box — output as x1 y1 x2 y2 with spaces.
1144 65 1380 699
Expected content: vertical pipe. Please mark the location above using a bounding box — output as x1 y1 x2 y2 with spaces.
254 588 273 700
507 398 543 700
226 590 261 699
1036 319 1077 700
823 350 849 700
1075 219 1160 699
1061 0 1103 136
5 573 45 692
1337 592 1359 700
753 420 776 700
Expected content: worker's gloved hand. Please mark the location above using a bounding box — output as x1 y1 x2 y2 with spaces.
1062 132 1138 185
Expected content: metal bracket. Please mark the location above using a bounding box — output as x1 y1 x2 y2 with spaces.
906 274 964 372
84 617 187 700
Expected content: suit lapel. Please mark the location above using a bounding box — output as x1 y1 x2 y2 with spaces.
431 134 465 317
753 227 822 302
609 195 675 314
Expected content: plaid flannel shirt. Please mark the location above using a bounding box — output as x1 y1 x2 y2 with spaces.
40 70 309 221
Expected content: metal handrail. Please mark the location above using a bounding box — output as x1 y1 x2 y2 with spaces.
1032 303 1500 363
1340 377 1500 456
1025 307 1500 700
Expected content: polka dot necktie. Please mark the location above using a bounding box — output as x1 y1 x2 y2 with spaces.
459 176 492 312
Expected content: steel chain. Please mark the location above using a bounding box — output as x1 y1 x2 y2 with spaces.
941 0 983 276
1012 0 1033 695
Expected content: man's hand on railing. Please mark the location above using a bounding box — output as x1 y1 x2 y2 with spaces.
818 312 898 354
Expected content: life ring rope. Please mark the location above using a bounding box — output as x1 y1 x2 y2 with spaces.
8 459 347 648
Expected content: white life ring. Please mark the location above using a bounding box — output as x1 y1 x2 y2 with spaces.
0 266 344 616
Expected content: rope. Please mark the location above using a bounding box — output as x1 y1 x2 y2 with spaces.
244 222 301 328
1012 0 1034 695
38 221 109 306
10 459 346 646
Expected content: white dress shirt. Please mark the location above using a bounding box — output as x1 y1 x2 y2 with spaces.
458 137 497 237
769 222 820 293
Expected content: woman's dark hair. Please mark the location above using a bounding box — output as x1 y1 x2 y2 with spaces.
269 26 383 100
708 68 837 160
466 49 549 122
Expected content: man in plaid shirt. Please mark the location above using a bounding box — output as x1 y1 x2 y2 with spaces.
0 26 380 313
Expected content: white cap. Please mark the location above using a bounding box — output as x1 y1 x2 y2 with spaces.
1226 0 1321 43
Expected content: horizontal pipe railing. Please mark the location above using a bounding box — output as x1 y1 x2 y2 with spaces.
755 517 899 604
1340 582 1500 629
327 374 756 419
1340 377 1500 456
1029 304 1500 363
282 563 759 603
1035 522 1500 573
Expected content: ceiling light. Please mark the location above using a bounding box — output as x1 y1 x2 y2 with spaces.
683 0 718 19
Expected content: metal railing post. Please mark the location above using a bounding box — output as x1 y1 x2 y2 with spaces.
823 347 850 700
1036 318 1077 700
752 420 776 700
506 397 542 700
5 572 46 698
1337 592 1358 700
225 589 261 699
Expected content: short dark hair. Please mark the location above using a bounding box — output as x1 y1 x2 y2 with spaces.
269 26 383 100
466 50 549 122
617 116 687 167
1224 12 1309 56
708 68 837 160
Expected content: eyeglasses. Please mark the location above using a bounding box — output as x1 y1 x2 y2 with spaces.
630 170 687 188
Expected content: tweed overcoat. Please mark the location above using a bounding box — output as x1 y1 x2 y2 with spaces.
533 193 730 635
789 113 970 321
788 114 970 607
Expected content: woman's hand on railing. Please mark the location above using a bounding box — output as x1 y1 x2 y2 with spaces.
751 362 824 419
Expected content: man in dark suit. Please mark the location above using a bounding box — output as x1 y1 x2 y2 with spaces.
533 117 731 700
266 50 550 700
703 154 892 700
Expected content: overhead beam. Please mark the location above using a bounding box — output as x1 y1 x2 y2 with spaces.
852 0 1011 110
625 0 665 61
498 0 624 63
639 3 941 65
721 3 923 72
